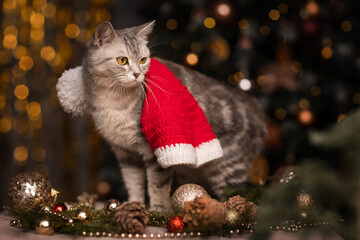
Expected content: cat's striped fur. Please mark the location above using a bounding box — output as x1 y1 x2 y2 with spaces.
82 21 266 211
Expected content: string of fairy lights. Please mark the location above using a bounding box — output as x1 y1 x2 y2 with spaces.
0 0 110 177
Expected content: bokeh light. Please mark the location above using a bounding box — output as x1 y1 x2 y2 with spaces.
239 79 252 91
204 17 216 29
341 21 352 32
209 37 230 61
259 26 271 36
26 101 42 118
298 98 310 110
14 146 28 163
30 12 45 28
186 53 198 66
97 181 111 195
322 38 332 47
43 3 57 18
14 84 29 100
278 3 288 14
30 27 44 41
14 99 28 113
0 116 12 133
4 25 18 36
166 19 178 30
41 46 56 61
19 56 34 71
238 19 249 31
13 45 27 59
321 47 333 59
3 34 18 49
269 9 280 21
65 24 80 39
298 110 313 125
32 0 47 11
275 108 287 120
306 1 319 16
3 0 17 10
217 3 231 17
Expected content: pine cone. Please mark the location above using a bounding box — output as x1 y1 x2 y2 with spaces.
223 195 258 222
183 195 226 231
114 201 148 234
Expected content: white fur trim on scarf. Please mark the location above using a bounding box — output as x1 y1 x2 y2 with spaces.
56 66 87 116
195 139 223 167
154 143 196 168
154 140 223 168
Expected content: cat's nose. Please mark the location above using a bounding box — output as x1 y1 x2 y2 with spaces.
133 73 140 79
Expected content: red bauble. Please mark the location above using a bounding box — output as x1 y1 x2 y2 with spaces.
166 216 184 233
52 203 67 212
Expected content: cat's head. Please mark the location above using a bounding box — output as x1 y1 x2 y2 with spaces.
84 21 155 88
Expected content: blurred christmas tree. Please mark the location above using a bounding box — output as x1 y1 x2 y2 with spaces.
136 0 360 171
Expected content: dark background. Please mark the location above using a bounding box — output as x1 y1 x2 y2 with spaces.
1 0 359 207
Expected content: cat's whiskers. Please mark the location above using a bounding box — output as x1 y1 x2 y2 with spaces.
139 82 149 111
105 80 120 106
148 42 166 49
145 78 170 96
142 81 161 111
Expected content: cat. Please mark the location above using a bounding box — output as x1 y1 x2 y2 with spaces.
80 20 266 211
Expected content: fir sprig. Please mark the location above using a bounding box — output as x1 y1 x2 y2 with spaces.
5 206 173 235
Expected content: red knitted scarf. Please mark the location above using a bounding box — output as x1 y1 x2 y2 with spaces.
141 58 223 168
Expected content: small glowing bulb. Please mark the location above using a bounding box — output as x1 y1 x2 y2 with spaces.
217 3 231 17
186 53 198 66
204 17 216 29
239 79 251 91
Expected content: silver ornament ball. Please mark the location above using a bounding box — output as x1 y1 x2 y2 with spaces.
104 199 121 213
35 218 54 235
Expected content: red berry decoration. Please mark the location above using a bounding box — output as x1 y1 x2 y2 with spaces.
166 216 184 233
52 203 67 212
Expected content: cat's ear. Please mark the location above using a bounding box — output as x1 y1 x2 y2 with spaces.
136 20 155 39
93 21 117 47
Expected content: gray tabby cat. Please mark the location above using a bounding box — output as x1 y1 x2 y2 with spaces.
82 21 266 210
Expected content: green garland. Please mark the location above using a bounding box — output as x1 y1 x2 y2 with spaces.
5 205 252 236
6 206 120 235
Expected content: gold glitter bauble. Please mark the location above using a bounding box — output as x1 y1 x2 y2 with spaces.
225 209 242 227
171 184 208 214
104 199 121 214
7 172 55 210
74 208 92 222
35 218 54 235
296 191 313 209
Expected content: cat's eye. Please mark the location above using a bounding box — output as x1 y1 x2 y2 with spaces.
139 57 147 64
117 57 128 65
